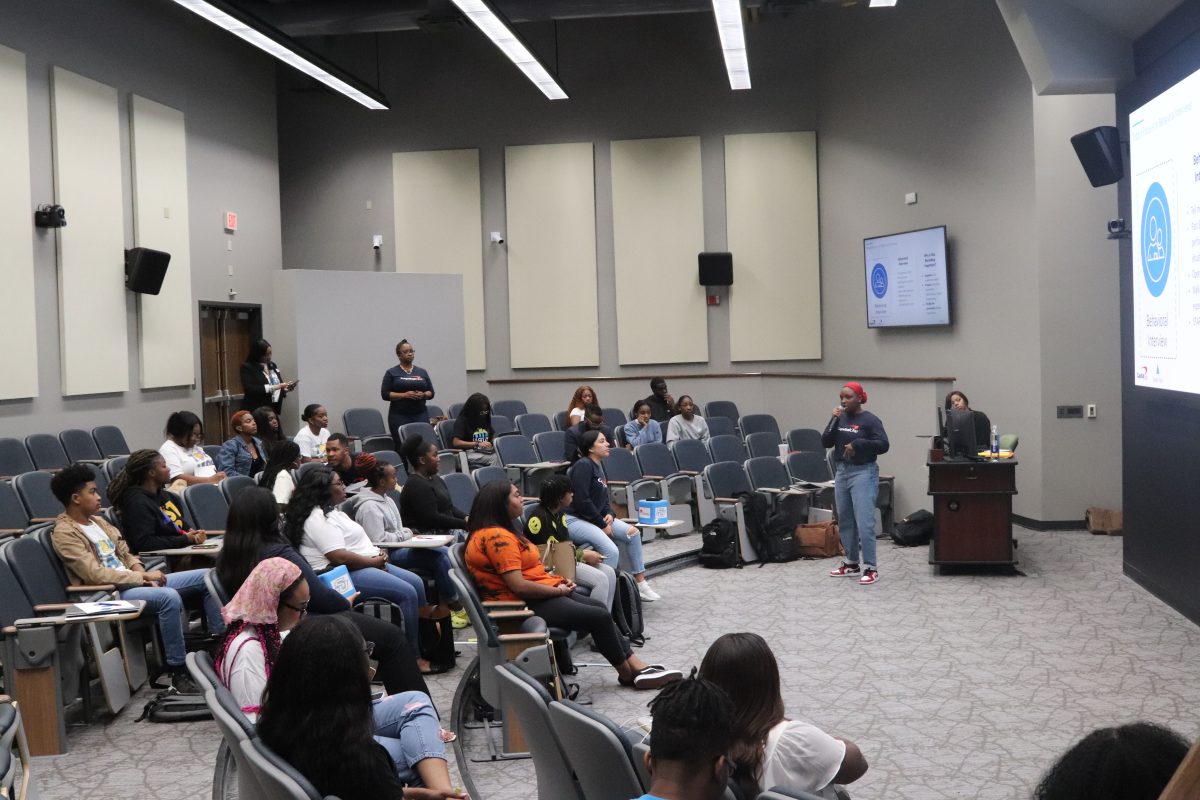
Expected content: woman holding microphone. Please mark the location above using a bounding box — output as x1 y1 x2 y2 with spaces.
821 381 889 585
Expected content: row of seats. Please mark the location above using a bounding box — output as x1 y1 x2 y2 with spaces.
0 427 131 477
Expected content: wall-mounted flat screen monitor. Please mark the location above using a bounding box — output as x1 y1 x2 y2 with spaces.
863 225 950 328
1129 65 1200 395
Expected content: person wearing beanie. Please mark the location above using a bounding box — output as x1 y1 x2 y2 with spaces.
821 381 889 585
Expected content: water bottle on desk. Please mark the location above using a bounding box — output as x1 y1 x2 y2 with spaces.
990 425 1000 461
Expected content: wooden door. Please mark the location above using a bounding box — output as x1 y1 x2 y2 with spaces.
198 304 260 442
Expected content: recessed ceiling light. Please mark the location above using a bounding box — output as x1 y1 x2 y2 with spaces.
450 0 568 100
712 0 751 90
869 0 899 7
166 0 388 109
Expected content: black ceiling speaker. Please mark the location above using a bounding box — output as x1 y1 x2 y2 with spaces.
699 252 733 286
1070 126 1123 187
125 248 172 295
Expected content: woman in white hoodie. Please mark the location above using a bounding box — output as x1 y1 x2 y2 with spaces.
352 456 460 616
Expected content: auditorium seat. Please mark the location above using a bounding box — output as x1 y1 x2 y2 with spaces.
25 435 69 471
59 429 104 463
13 472 59 522
516 413 553 438
0 439 35 479
738 413 781 440
707 434 748 465
91 426 131 458
786 427 824 453
342 407 393 453
706 415 738 439
493 400 529 420
745 431 783 459
703 400 740 422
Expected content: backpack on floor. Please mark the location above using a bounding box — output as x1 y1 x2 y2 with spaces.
614 571 646 646
699 518 741 569
136 689 211 723
758 493 807 565
891 509 935 547
735 491 774 563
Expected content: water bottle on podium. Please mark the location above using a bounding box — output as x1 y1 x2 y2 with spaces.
990 425 1000 461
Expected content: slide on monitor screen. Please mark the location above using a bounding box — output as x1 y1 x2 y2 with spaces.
863 225 950 328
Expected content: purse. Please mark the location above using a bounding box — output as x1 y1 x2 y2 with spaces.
794 521 844 558
539 539 577 581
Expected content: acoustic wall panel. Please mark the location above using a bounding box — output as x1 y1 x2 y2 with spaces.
0 45 38 400
392 149 486 371
131 95 194 388
611 136 707 365
725 132 822 361
51 67 128 395
505 142 599 368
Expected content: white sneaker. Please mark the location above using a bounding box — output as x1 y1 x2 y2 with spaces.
637 581 661 602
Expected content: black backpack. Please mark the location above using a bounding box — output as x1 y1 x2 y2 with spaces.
734 491 778 563
757 493 806 564
613 571 646 646
699 518 741 569
136 689 211 723
891 509 935 547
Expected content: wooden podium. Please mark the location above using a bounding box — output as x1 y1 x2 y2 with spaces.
927 457 1017 568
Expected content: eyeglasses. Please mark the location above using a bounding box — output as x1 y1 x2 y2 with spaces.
363 641 375 658
282 600 309 615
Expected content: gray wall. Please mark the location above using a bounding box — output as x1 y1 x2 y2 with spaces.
0 0 282 449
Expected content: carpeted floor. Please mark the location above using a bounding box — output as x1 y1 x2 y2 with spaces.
25 527 1200 799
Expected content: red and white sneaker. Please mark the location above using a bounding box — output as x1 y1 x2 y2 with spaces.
858 568 879 585
829 562 861 577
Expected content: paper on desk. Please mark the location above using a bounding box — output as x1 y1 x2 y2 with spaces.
68 600 139 616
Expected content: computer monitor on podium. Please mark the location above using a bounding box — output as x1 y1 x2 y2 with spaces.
945 409 980 460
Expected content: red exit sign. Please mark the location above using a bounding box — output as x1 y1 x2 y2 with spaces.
224 211 238 232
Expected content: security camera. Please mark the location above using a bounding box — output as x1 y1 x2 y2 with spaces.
1106 218 1130 240
490 231 505 245
34 204 67 228
372 234 383 251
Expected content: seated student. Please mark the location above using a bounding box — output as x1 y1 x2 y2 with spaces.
699 632 868 800
214 487 433 703
285 467 434 671
562 404 615 463
623 400 663 450
636 675 736 800
217 410 266 478
107 449 210 554
258 616 466 800
644 377 676 425
50 463 223 693
253 406 287 454
566 385 599 426
450 392 498 469
216 558 457 772
566 430 659 602
524 474 616 612
1033 722 1191 800
399 437 468 539
159 410 225 488
293 403 330 462
353 457 462 616
944 390 993 449
325 433 365 489
258 440 302 509
665 396 709 444
465 481 682 690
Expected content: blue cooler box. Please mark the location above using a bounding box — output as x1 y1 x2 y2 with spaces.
637 499 669 525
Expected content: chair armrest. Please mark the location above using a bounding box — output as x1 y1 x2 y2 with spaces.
497 631 549 643
714 496 741 504
641 474 665 480
677 469 699 476
482 600 527 609
488 609 535 621
0 694 10 703
0 528 23 535
607 480 629 487
67 584 117 593
29 517 55 523
34 604 74 613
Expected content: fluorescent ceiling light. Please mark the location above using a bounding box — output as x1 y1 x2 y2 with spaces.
166 0 389 110
450 0 568 100
869 0 898 6
712 0 751 90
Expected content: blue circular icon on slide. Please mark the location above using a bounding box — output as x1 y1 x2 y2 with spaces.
1141 182 1171 298
870 264 888 298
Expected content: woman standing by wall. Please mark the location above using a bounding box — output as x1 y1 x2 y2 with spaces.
382 339 435 450
240 339 296 414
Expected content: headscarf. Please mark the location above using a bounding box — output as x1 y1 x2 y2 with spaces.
354 452 378 476
843 382 868 404
222 557 301 626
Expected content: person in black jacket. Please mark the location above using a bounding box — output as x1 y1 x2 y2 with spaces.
564 429 660 602
562 404 614 463
821 381 889 585
213 487 433 702
106 449 211 554
644 377 676 425
399 437 468 537
240 339 296 414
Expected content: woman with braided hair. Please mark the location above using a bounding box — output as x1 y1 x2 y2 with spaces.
108 448 210 554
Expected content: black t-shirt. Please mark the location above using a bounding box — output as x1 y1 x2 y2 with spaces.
452 415 494 448
523 504 569 545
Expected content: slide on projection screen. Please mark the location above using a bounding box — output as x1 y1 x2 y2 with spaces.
863 225 950 328
1131 65 1200 395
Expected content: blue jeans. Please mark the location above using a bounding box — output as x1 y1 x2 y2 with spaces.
120 568 224 668
372 690 446 785
387 547 458 604
834 462 879 568
564 515 645 575
349 565 427 652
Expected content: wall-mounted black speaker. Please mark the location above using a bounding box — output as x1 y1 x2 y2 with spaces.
699 252 733 286
1070 126 1123 187
125 248 172 295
